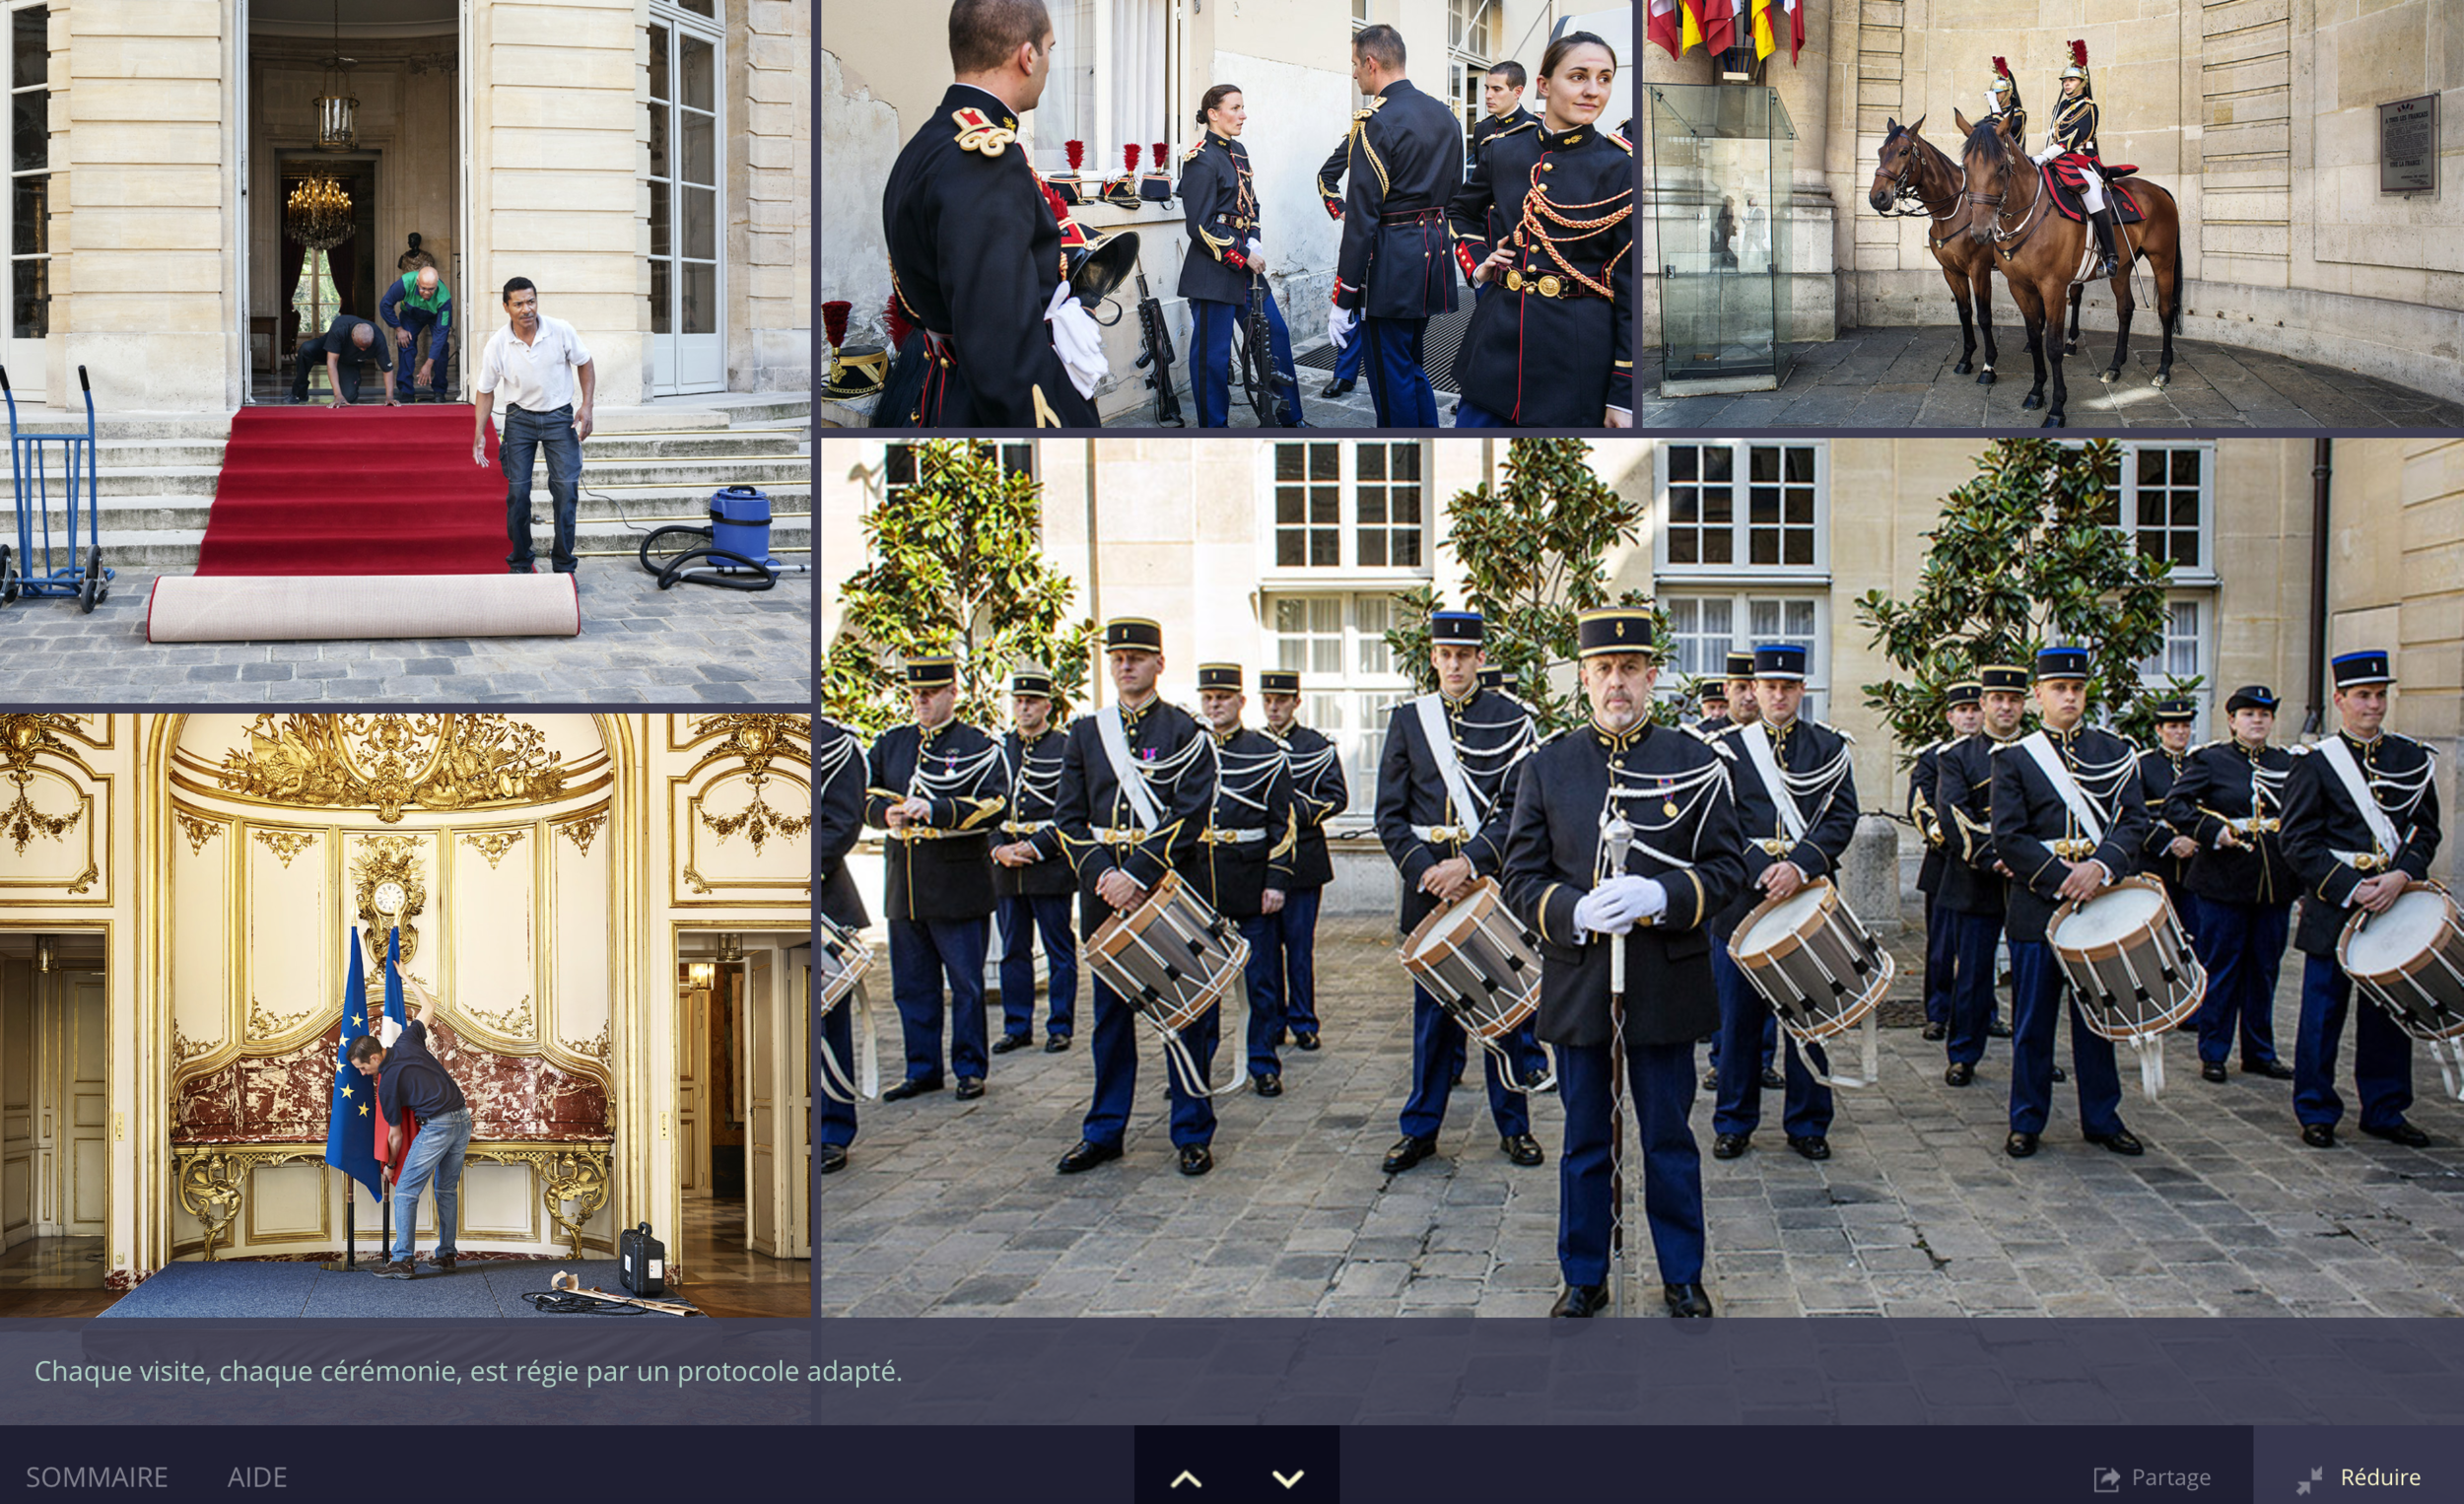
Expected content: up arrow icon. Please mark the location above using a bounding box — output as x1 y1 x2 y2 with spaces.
1170 1471 1202 1490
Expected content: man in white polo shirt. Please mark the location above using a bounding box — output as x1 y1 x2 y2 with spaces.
472 277 596 575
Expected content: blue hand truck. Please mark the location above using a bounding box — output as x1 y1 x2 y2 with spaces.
0 364 111 613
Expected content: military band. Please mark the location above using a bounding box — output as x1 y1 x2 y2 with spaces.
2166 685 2295 1083
1194 664 1301 1094
1330 25 1465 428
1261 669 1347 1050
1701 649 1778 1091
2137 697 2203 948
993 665 1078 1055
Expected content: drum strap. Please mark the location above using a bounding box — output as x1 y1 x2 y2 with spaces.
818 979 881 1106
1414 694 1487 836
1739 723 1809 845
2316 737 2401 864
2019 731 2107 847
1097 707 1166 832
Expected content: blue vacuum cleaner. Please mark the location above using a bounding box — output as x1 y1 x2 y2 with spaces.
0 365 113 613
638 485 806 592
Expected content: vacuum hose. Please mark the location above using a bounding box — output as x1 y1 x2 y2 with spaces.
637 524 777 592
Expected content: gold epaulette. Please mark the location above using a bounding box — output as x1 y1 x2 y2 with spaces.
950 106 1016 158
1606 130 1633 155
1184 140 1205 162
1494 119 1538 139
1354 98 1386 121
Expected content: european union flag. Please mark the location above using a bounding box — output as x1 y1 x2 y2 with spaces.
323 926 381 1202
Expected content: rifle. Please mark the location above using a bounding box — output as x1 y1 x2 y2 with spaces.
1246 267 1303 428
1131 268 1184 427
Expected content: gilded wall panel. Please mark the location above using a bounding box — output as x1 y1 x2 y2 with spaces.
168 809 232 1070
446 824 538 1045
549 805 613 1072
243 825 333 1049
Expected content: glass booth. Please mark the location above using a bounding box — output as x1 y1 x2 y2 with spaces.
1647 83 1795 393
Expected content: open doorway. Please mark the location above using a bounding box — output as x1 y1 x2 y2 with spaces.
676 929 808 1315
0 930 108 1315
243 0 463 405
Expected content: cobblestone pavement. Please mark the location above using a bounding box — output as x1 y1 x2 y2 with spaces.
1630 326 2464 430
822 917 2464 1319
0 564 810 703
1101 369 1417 430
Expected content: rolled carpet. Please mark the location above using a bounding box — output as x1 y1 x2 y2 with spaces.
146 572 580 643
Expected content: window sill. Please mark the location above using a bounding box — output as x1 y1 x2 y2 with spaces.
1260 572 1434 592
1653 571 1833 588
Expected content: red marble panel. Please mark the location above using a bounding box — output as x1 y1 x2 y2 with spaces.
171 1019 609 1143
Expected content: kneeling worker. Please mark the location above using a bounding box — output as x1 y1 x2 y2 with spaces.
349 999 474 1278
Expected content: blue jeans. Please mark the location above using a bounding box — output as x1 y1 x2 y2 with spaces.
389 1106 473 1263
389 313 450 399
500 404 582 573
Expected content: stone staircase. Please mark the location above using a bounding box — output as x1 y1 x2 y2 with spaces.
0 393 810 570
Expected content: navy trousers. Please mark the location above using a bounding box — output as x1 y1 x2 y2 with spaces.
1946 909 2005 1066
2293 954 2414 1132
819 985 858 1149
1262 885 1325 1035
2008 939 2125 1136
1556 1036 1704 1288
1329 322 1365 381
1236 913 1283 1077
1453 398 1510 428
1082 977 1219 1149
1711 943 1832 1139
887 917 990 1085
1399 984 1537 1139
1921 891 1956 1026
1191 293 1301 428
2191 895 2289 1067
1361 316 1437 428
996 892 1078 1042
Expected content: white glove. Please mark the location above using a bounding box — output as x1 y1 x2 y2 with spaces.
1628 875 1669 923
2031 144 2058 166
1328 305 1359 352
1044 282 1108 400
1573 886 1640 938
1246 237 1266 270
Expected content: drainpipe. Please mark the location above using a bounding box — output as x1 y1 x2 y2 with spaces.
2301 438 2331 739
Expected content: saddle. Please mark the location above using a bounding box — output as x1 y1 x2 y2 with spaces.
2040 156 2143 224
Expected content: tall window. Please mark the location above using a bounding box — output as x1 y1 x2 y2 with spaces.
1267 593 1410 821
2093 444 2213 578
1446 0 1495 155
2135 597 2209 728
1266 441 1425 575
1663 593 1827 720
883 442 1035 507
10 3 47 339
1037 0 1095 170
1656 440 1825 574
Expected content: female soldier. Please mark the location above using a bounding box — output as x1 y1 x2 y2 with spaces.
2033 40 2115 275
1445 32 1632 428
1984 56 2027 149
1177 84 1303 427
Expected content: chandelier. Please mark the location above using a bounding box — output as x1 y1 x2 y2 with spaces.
286 176 354 251
312 0 357 150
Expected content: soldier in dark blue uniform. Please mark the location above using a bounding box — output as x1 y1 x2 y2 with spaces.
2165 685 2297 1084
992 664 1077 1055
877 0 1108 428
2279 649 2442 1149
1502 609 1744 1318
1706 644 1862 1163
818 717 869 1176
1934 664 2030 1083
1911 681 1984 1043
1446 32 1633 428
1698 651 1775 1092
1192 664 1299 1094
1990 646 2153 1158
1178 85 1303 428
1044 619 1225 1176
2137 696 2203 951
864 654 1010 1103
1328 25 1464 428
2032 41 2118 275
1465 63 1540 307
1693 680 1730 729
1375 609 1547 1173
1260 668 1348 1051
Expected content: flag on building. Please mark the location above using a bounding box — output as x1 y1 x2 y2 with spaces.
1700 0 1737 56
322 926 380 1202
1779 0 1805 63
1649 0 1683 59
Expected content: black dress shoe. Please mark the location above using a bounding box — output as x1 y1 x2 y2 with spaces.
2241 1059 2293 1079
2362 1121 2432 1148
1760 1065 1785 1089
1450 1070 1466 1088
1988 1016 2013 1038
882 1076 944 1102
1273 1030 1289 1047
1382 1134 1439 1174
2201 1061 2229 1083
1787 1135 1831 1162
1712 1131 1750 1160
1500 1132 1544 1166
1663 1282 1715 1318
2300 1123 2337 1149
819 1144 849 1175
1944 1061 1974 1087
1057 1139 1124 1174
1178 1144 1214 1176
1550 1283 1609 1318
1293 1031 1320 1052
1700 1066 1719 1091
954 1076 985 1101
2051 1065 2068 1083
1921 1021 1947 1042
2086 1128 2145 1156
1044 1034 1072 1053
1254 1073 1283 1098
1319 377 1355 399
991 1035 1031 1055
2005 1130 2040 1159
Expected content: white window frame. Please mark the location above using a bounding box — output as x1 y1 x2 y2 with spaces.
7 1 49 363
2107 443 2218 585
1653 438 1830 582
1257 440 1436 589
1264 590 1415 827
1658 591 1831 723
2135 593 2214 733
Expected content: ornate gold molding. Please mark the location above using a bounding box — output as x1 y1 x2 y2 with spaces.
691 715 812 855
555 811 606 855
251 829 317 868
214 714 571 823
246 996 314 1040
460 1143 613 1261
461 830 524 868
349 836 427 963
698 785 811 855
564 1023 611 1062
0 713 89 781
681 864 711 895
1 783 81 856
65 861 98 896
171 1026 216 1064
459 993 532 1037
175 811 224 856
172 1140 614 1263
172 1145 329 1261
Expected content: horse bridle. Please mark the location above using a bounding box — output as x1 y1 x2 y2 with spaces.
1879 133 1971 248
1963 134 2048 255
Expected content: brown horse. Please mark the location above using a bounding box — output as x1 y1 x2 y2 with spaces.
1953 108 2181 427
1869 115 2004 383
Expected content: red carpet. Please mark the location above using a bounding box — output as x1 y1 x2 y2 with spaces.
195 405 511 576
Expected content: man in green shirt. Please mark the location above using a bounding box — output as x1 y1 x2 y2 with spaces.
380 264 455 401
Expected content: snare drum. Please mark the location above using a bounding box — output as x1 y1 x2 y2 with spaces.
817 915 879 1103
1728 878 1894 1086
2049 876 2205 1099
818 913 872 1020
1400 878 1546 1082
2338 881 2464 1101
1087 872 1252 1095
